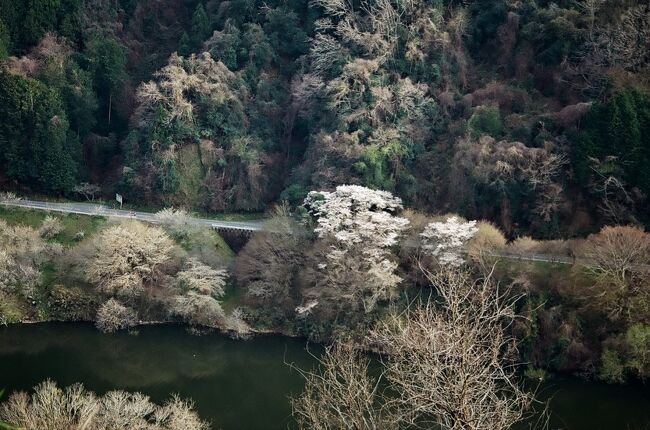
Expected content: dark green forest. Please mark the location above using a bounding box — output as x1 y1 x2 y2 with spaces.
0 0 648 238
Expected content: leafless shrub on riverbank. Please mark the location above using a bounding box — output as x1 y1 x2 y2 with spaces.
169 292 225 328
0 379 209 430
169 258 228 329
96 298 138 333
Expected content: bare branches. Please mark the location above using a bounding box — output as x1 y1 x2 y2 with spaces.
176 258 227 297
576 225 650 322
310 34 349 77
453 135 568 222
0 380 209 430
292 343 389 430
587 159 636 224
73 183 102 202
0 219 61 296
310 0 403 67
136 52 246 127
371 269 533 430
578 225 650 286
293 269 535 430
170 259 228 328
570 4 650 92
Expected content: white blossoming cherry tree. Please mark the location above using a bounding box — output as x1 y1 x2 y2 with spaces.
303 185 409 313
420 216 479 267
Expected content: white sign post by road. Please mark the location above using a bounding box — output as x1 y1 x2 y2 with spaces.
116 193 123 209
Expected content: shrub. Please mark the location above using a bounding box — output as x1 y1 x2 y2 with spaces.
0 219 59 296
468 105 503 138
95 299 138 333
176 259 227 296
169 293 225 328
467 221 507 269
600 349 625 383
508 236 540 254
0 380 209 429
626 324 650 380
38 216 63 239
48 285 98 321
155 208 192 241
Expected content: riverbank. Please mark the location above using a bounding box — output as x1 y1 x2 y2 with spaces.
2 203 650 390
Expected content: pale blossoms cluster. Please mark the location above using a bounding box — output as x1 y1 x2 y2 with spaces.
421 216 478 267
303 185 409 312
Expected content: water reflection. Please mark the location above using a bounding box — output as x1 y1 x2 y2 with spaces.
0 323 317 429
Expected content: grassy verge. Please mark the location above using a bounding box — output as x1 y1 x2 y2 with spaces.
0 206 106 246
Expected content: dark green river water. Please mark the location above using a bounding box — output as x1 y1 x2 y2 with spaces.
0 323 649 429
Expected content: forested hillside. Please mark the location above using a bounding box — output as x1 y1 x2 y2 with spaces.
2 3 650 428
1 0 648 239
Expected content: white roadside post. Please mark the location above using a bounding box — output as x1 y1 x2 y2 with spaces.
115 193 123 209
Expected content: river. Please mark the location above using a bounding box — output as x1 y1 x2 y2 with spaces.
0 323 649 429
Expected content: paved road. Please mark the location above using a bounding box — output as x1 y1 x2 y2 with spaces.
2 198 647 270
0 199 265 232
490 251 574 265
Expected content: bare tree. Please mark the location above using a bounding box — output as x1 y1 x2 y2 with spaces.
291 343 391 430
293 268 535 430
579 225 650 287
136 52 245 127
588 158 636 224
168 258 229 328
452 135 567 225
73 182 102 202
234 216 306 307
176 258 227 296
577 0 604 40
576 225 650 322
570 4 650 93
370 269 533 430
